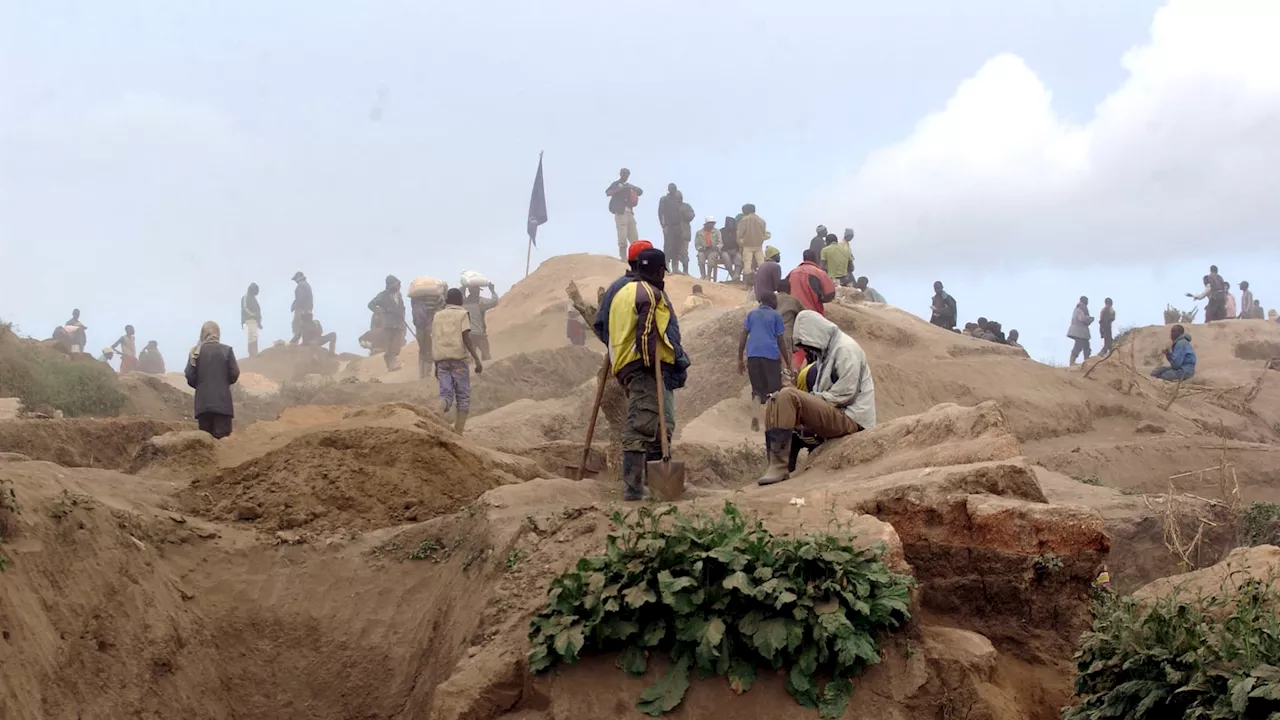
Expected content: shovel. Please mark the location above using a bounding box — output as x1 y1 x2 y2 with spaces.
646 358 685 501
573 356 612 481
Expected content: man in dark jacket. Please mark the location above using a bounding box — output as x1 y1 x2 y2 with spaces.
369 275 407 371
719 216 741 282
289 272 313 344
807 224 829 258
930 281 957 330
241 282 263 357
185 321 240 439
658 183 682 264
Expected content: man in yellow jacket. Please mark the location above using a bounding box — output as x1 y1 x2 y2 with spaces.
600 247 689 500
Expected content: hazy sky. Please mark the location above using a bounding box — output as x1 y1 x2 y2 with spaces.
2 0 1277 367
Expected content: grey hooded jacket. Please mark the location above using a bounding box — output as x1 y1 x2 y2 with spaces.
1067 302 1094 340
793 310 877 429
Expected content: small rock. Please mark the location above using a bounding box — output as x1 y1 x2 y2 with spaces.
168 514 187 524
129 535 147 551
192 526 220 540
404 510 420 522
234 504 263 521
1136 421 1167 434
467 645 482 658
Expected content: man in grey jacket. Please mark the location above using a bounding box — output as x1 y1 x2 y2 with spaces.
758 310 876 485
1067 296 1094 367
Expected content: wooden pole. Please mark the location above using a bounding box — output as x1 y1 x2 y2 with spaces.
525 234 533 277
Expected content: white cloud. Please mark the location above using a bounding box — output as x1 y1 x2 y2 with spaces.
817 0 1280 271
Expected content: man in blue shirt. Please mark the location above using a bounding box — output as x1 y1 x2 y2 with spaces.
1151 324 1197 381
739 291 790 431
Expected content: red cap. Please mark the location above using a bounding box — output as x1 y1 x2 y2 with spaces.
627 240 653 262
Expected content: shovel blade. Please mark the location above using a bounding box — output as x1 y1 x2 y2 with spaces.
646 459 686 502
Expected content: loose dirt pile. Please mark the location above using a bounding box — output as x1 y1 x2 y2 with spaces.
0 417 189 470
238 344 341 384
118 372 195 421
175 404 542 532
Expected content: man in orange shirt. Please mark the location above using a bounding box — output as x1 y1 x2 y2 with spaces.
785 249 837 315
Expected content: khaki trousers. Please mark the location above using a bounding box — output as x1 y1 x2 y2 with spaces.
765 386 860 439
742 247 765 273
614 211 638 258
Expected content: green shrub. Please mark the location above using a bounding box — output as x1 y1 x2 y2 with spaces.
1064 578 1280 719
0 325 125 417
528 502 914 717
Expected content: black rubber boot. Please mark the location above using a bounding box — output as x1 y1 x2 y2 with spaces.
622 451 646 501
757 429 793 486
788 433 805 472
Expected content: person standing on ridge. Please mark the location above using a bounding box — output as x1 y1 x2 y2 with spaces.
1068 296 1094 367
719 216 741 282
1239 281 1255 319
111 325 138 373
808 225 829 258
463 282 500 361
289 272 313 344
739 291 789 432
185 321 240 440
65 309 87 353
432 288 484 433
601 248 688 501
820 233 854 287
693 216 722 281
1099 298 1116 356
369 275 407 371
930 282 957 330
786 249 837 315
241 282 263 357
736 204 768 286
606 168 643 260
658 184 683 269
1224 281 1238 319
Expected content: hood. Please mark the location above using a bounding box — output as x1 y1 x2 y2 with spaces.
793 310 839 351
1174 332 1193 345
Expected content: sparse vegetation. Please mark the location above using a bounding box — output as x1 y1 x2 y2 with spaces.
1073 474 1104 487
0 322 126 417
0 478 17 572
527 502 914 718
1241 501 1280 547
1065 578 1280 719
1033 553 1064 581
506 547 526 570
48 489 93 519
408 538 442 561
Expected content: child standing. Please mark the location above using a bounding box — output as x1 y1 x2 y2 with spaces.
738 291 790 432
112 325 138 372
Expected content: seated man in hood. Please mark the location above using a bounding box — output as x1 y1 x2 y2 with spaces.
1151 324 1196 382
758 310 875 485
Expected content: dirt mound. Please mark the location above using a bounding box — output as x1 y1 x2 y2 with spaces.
0 417 189 470
128 429 219 478
1134 544 1280 602
238 343 340 384
179 419 542 531
118 372 194 421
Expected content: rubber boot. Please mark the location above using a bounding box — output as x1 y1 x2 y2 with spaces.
788 433 805 472
757 429 793 486
454 410 469 434
622 451 646 501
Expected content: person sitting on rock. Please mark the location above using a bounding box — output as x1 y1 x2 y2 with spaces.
137 340 166 374
758 310 876 485
1151 324 1196 382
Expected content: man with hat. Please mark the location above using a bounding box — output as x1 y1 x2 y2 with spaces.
600 246 690 500
693 216 722 281
808 224 829 258
289 271 313 345
754 245 784 302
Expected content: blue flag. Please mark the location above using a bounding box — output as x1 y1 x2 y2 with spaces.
527 154 548 246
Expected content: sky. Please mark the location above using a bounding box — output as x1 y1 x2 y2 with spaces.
2 0 1277 367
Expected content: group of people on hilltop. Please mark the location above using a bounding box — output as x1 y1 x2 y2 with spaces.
1187 266 1267 321
591 236 878 500
50 310 166 375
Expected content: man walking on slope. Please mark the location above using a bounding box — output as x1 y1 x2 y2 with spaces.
930 282 957 330
754 246 783 302
740 291 790 433
463 282 500 361
1099 298 1116 357
241 283 263 357
289 272 313 345
432 288 484 432
606 168 643 261
757 310 875 485
594 247 690 501
1068 296 1094 367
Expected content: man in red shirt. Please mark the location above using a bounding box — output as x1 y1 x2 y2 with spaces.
786 249 837 315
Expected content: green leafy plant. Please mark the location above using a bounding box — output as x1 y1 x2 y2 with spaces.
1064 576 1280 719
1241 501 1280 547
527 502 914 717
1034 554 1065 581
0 479 17 572
408 539 442 561
506 548 526 570
1073 474 1103 486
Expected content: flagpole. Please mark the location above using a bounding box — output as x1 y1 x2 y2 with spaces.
525 150 543 278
